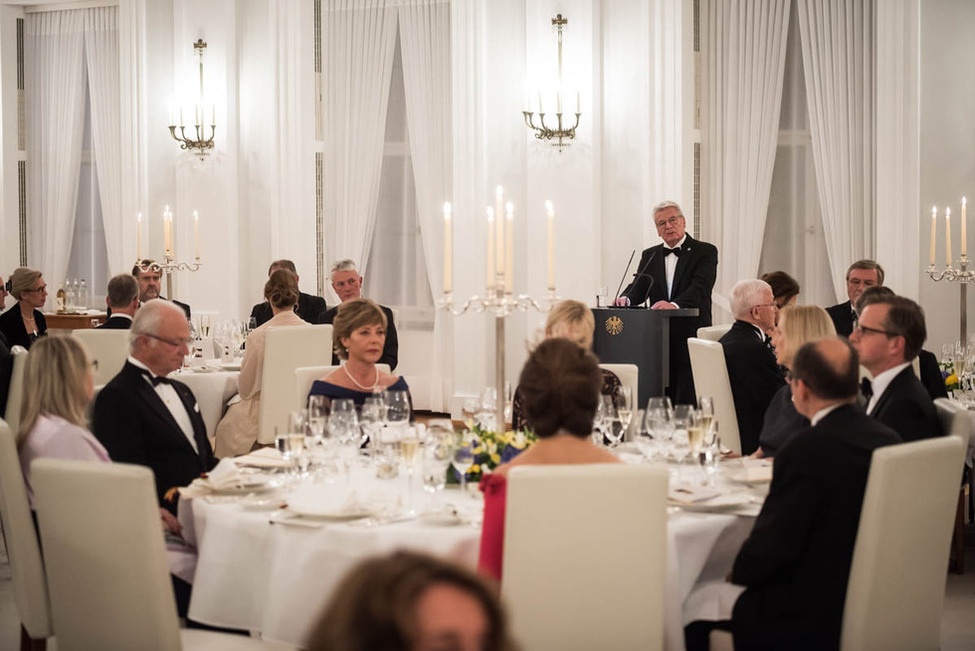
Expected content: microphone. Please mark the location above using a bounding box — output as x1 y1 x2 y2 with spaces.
624 249 657 307
612 251 636 305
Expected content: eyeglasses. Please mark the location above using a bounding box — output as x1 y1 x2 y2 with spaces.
654 216 683 229
853 323 897 338
752 303 778 311
144 333 191 348
23 285 47 293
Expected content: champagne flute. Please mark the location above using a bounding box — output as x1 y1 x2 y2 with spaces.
616 387 633 441
307 395 328 452
453 430 478 494
592 396 609 446
697 395 716 445
360 395 385 452
602 395 624 447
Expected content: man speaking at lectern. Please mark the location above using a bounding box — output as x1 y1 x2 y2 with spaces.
614 201 718 403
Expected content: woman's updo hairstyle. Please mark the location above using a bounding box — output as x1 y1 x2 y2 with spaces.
518 338 602 438
264 268 300 310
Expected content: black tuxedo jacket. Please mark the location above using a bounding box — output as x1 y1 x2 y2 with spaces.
250 292 327 327
719 320 785 454
322 303 399 371
92 362 216 512
869 366 944 442
0 304 47 350
0 333 11 417
95 315 132 330
620 235 718 403
732 404 901 650
826 300 855 337
918 349 949 400
108 297 190 320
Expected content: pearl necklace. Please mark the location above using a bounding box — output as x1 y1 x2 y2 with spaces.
344 364 380 391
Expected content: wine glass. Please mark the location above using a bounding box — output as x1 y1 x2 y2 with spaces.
360 395 386 451
592 396 609 445
307 395 328 448
453 430 478 494
601 395 624 447
697 395 716 445
288 410 309 474
421 437 455 506
386 391 411 432
647 396 673 419
461 398 478 429
477 387 498 432
616 387 633 441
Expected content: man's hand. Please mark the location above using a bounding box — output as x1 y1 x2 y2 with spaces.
159 508 182 536
613 297 630 307
650 300 678 310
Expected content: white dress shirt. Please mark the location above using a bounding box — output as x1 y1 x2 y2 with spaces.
663 234 687 301
865 361 912 415
811 403 843 426
127 356 198 453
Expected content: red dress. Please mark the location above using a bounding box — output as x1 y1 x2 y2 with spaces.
478 473 508 581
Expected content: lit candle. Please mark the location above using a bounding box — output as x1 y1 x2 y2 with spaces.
963 197 968 257
443 202 452 294
946 207 952 266
557 90 562 114
486 207 496 291
137 212 143 260
931 206 937 266
576 91 580 114
193 210 200 260
505 202 514 294
211 104 216 126
546 200 555 291
538 92 543 114
180 108 184 128
163 205 171 258
495 186 505 282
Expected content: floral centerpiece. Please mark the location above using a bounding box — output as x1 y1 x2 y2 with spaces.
940 359 960 392
449 425 537 484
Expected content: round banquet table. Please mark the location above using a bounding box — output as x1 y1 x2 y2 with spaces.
179 462 759 650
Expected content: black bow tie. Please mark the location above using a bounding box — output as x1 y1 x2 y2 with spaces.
663 246 682 258
141 371 172 387
860 378 873 400
764 334 774 350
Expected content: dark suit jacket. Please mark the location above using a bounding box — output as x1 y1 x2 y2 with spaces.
869 366 944 442
620 235 718 403
108 297 190 320
826 300 855 337
250 292 327 327
92 361 216 513
322 303 398 371
719 320 785 455
95 315 133 330
0 333 11 417
0 304 47 350
918 349 949 400
732 404 901 650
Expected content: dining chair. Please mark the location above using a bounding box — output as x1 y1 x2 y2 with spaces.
72 328 130 385
3 346 28 433
258 324 332 444
501 464 669 650
32 458 294 650
934 398 972 574
295 364 391 408
840 435 965 651
696 324 732 341
0 419 53 651
687 337 742 454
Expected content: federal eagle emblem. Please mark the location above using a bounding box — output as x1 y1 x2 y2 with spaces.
605 315 624 335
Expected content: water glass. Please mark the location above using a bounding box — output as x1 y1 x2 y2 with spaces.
307 396 328 447
386 391 411 430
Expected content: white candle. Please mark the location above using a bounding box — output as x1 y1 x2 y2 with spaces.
557 90 562 114
505 202 514 294
963 197 968 257
946 207 953 266
443 202 453 294
193 210 200 260
180 108 184 128
538 92 543 114
931 206 937 266
137 212 143 260
211 104 216 126
576 91 580 114
546 200 555 291
495 186 505 282
163 205 171 258
486 207 496 291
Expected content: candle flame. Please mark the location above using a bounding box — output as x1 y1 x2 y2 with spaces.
487 207 495 221
443 201 452 216
545 200 554 215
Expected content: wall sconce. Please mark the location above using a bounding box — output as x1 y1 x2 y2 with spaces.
522 14 581 152
168 39 216 160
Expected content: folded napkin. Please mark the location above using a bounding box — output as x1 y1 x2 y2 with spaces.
207 458 243 489
668 484 721 505
235 447 292 469
287 484 370 517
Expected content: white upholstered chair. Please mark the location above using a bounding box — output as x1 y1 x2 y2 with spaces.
4 346 28 433
934 398 972 574
501 464 669 650
258 324 332 444
295 364 391 408
73 328 130 385
696 324 731 341
686 337 742 454
0 420 53 650
840 436 965 651
32 458 293 650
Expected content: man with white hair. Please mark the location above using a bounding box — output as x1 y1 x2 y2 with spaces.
321 259 398 370
718 279 785 454
93 299 216 514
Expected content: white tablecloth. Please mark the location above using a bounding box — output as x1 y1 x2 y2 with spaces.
170 369 239 439
179 464 757 650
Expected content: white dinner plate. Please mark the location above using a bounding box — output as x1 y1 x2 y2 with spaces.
221 362 242 371
676 492 751 512
196 476 273 495
284 505 372 520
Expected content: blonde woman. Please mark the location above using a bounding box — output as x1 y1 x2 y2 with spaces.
511 300 621 432
0 267 48 350
755 305 836 457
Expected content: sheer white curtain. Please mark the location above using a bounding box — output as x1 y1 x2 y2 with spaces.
322 0 398 272
399 0 451 409
84 7 123 275
701 0 791 317
25 11 87 294
796 0 875 302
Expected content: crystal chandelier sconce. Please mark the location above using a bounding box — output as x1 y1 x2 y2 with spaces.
168 39 216 160
522 14 581 152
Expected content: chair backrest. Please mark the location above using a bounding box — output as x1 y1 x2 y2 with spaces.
934 398 973 449
73 328 130 385
0 420 52 639
295 364 391 408
258 324 332 443
4 346 29 433
502 464 668 651
599 363 638 406
696 324 731 341
33 458 182 650
686 338 741 454
840 436 965 651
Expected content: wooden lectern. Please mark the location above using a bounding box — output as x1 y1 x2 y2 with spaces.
591 307 699 407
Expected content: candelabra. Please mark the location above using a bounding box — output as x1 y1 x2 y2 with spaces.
440 286 559 435
927 256 974 343
522 14 582 152
168 39 216 160
136 256 203 305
